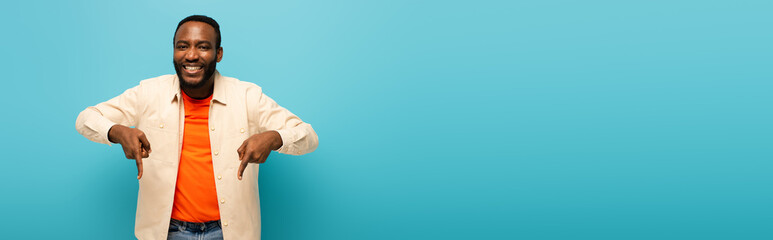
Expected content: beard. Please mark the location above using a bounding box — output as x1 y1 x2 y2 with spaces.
174 59 218 90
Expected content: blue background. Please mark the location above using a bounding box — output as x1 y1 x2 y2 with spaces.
1 0 771 239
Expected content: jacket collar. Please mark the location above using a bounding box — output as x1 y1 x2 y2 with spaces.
169 70 227 105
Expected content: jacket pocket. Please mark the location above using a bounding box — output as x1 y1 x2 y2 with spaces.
139 126 177 165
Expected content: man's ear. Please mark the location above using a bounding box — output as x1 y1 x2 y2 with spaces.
216 47 224 62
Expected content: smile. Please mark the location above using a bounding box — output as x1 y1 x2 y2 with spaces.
183 65 202 74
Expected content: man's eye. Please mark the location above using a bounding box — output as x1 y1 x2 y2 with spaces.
199 46 210 50
176 45 188 50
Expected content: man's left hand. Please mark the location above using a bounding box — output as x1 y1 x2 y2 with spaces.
236 131 283 180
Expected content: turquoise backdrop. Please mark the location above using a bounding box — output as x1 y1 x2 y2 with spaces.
1 0 771 239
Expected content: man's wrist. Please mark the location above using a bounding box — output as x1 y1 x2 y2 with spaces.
107 124 121 143
270 130 283 150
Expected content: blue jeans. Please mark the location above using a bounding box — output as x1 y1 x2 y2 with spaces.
168 218 223 240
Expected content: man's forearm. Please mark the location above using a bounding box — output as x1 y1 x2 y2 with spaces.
75 107 120 145
274 123 318 155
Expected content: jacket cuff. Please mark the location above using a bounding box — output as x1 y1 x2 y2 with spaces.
274 129 295 155
87 116 118 146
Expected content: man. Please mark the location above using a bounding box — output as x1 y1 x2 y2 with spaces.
75 15 318 240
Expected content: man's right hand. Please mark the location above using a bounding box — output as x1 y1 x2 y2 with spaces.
108 124 152 179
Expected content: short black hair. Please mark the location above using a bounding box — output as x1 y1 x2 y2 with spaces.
173 15 221 49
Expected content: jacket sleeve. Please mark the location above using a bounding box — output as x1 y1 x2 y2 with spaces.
247 86 319 155
75 85 142 145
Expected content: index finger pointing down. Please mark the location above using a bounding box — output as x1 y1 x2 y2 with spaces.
136 148 144 180
237 160 249 180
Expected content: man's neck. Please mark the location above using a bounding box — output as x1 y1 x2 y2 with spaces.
181 79 215 99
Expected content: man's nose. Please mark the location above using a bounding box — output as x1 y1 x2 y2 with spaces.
184 49 198 61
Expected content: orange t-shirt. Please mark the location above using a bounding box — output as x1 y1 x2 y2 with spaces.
171 91 220 222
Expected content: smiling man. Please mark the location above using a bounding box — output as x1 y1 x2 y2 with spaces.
75 15 318 240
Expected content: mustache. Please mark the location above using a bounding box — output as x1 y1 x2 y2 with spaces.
173 60 217 89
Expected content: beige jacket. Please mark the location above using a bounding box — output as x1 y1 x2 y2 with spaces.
75 72 318 239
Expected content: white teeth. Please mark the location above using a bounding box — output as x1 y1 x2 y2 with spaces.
184 66 201 71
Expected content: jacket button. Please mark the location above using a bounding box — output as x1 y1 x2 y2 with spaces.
220 199 225 204
210 127 215 131
217 175 222 180
214 151 219 156
240 128 245 133
159 123 164 129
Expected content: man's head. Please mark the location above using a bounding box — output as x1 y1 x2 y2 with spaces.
173 15 223 90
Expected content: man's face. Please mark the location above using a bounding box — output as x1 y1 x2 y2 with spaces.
173 21 223 89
